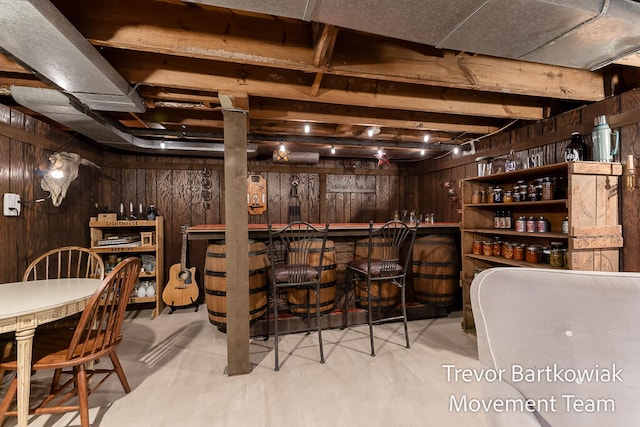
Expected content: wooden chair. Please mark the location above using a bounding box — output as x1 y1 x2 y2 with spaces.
0 257 141 427
22 246 105 281
267 221 329 371
1 247 106 383
343 220 418 356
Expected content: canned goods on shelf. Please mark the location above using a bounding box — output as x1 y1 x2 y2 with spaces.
526 246 542 263
492 241 502 257
536 217 549 233
513 244 525 261
526 217 536 233
483 241 494 256
503 242 514 259
550 248 565 267
471 191 482 204
493 186 503 203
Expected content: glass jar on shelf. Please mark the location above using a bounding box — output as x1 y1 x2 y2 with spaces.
513 244 525 261
512 185 521 202
471 191 482 204
503 242 514 259
526 246 542 263
493 186 503 203
541 177 554 200
483 241 494 256
550 242 565 267
492 240 502 257
504 190 513 203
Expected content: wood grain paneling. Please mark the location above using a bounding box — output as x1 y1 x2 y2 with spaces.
424 89 640 271
0 105 101 283
96 154 405 286
620 89 640 271
3 89 640 284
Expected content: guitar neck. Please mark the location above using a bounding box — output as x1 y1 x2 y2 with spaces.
180 226 188 270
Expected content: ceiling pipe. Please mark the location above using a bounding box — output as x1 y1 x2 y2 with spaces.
0 0 144 112
10 86 257 156
127 128 456 151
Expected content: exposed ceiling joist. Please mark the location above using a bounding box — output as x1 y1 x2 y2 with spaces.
1 0 639 161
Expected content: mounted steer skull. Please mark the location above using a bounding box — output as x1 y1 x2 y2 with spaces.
40 152 99 207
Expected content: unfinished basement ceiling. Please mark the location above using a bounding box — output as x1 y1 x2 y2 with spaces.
1 0 640 161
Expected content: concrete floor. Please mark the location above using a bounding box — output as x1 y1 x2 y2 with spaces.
2 307 487 427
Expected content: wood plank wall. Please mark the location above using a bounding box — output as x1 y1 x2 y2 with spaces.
99 154 409 287
411 88 640 271
0 104 102 283
2 88 639 284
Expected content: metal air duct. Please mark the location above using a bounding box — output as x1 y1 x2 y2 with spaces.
0 0 145 112
10 86 257 156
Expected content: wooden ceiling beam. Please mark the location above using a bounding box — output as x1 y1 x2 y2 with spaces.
110 53 545 120
313 24 339 68
310 24 339 97
55 0 604 101
249 108 499 135
0 53 30 74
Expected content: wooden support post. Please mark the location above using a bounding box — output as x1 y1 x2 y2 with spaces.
319 173 327 223
223 107 251 376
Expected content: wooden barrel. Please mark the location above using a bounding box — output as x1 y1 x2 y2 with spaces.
412 235 459 307
354 237 399 308
204 240 269 328
286 240 337 315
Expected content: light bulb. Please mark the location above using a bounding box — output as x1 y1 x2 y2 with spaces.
279 143 286 153
453 147 460 155
368 128 374 137
378 148 383 156
331 146 336 155
304 124 310 134
160 141 166 149
420 149 425 156
50 169 64 179
423 134 430 143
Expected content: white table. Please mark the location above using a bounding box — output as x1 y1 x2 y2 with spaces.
0 278 100 427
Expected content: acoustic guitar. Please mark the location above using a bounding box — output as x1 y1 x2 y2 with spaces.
163 225 199 312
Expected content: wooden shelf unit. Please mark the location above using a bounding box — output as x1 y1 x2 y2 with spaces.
461 162 623 331
89 217 165 319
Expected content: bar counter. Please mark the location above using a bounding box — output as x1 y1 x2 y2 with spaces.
186 222 460 240
187 222 461 336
